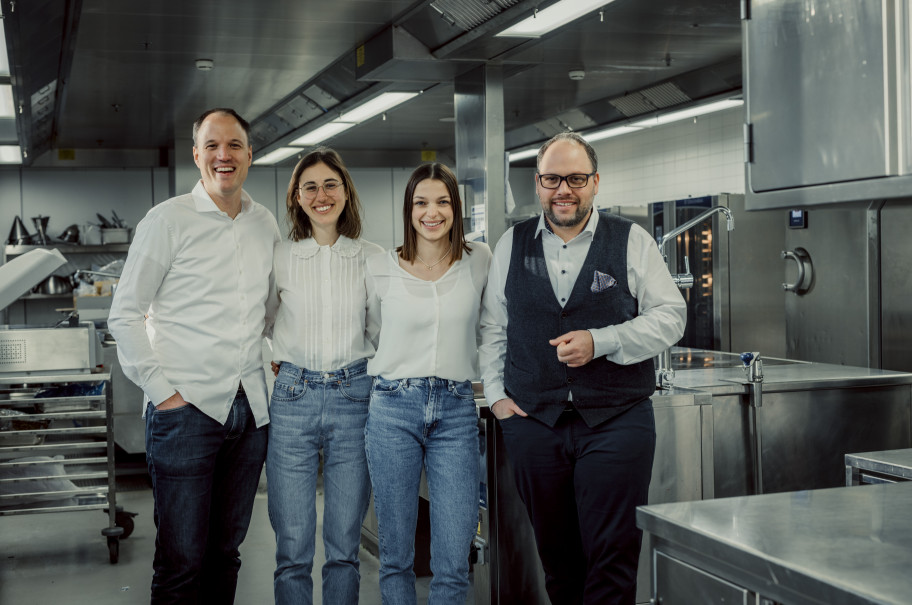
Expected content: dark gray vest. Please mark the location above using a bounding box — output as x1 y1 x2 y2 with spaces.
503 213 654 427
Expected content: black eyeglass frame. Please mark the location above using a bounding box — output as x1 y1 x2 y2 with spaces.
536 172 597 189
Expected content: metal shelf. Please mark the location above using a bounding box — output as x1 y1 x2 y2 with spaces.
0 374 124 562
4 244 130 256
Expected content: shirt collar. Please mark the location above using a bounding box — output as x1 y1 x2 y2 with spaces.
191 180 252 216
291 235 362 259
534 209 599 241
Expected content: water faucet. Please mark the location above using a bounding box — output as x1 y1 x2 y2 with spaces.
654 205 735 389
659 205 735 268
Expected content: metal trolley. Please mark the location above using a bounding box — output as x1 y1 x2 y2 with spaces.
0 370 132 563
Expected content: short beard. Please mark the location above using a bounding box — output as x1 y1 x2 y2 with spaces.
545 202 590 228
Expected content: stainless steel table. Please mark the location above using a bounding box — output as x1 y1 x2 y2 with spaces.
637 481 912 605
846 448 912 485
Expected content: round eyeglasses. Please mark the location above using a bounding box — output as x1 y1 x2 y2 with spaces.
299 180 342 198
537 172 596 189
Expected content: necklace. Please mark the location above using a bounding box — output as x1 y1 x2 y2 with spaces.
416 245 452 270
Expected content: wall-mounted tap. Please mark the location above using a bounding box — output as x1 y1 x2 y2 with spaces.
654 204 735 389
658 205 735 283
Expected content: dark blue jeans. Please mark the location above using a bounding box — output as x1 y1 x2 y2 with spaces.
145 393 268 604
499 401 656 605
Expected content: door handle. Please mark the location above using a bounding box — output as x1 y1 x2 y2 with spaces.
781 248 813 294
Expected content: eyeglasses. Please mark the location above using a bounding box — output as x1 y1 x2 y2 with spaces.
537 172 596 189
299 180 342 198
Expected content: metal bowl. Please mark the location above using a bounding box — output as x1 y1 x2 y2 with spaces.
35 275 73 295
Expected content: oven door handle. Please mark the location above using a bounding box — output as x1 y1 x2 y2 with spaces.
781 248 813 294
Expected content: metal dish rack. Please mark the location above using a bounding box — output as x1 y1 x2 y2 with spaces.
0 371 131 563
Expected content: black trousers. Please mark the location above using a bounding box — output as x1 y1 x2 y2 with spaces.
499 401 656 605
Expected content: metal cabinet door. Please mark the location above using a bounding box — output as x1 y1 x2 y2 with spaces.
745 0 891 193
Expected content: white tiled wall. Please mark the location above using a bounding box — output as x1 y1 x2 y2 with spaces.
592 106 745 206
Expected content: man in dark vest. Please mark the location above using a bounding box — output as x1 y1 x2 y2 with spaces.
480 132 686 604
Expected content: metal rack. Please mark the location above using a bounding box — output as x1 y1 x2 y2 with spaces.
0 370 130 563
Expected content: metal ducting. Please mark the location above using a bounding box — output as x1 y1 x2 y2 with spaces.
2 0 82 164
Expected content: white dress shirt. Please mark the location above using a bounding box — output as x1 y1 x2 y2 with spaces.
366 241 493 382
108 181 281 427
271 235 384 372
479 210 687 405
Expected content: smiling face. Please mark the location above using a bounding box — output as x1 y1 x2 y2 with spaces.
192 112 252 206
536 139 599 235
297 161 347 233
411 178 454 245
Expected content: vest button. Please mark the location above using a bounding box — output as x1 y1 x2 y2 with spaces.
561 312 568 318
567 377 574 384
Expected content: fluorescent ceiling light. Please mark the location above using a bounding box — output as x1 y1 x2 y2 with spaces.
0 27 8 76
583 124 644 143
498 0 616 38
0 145 21 164
508 147 539 162
507 98 743 162
0 85 14 118
288 91 419 147
631 99 743 127
291 122 356 146
338 92 419 123
254 147 300 165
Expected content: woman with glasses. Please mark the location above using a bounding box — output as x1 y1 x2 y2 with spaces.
267 147 383 605
364 162 492 604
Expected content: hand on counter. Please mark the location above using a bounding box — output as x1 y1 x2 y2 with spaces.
491 398 527 421
549 330 594 368
156 391 189 411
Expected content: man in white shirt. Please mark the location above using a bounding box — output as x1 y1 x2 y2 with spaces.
108 108 280 604
479 132 686 605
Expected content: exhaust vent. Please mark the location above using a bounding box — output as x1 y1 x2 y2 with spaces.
430 0 521 31
609 82 692 118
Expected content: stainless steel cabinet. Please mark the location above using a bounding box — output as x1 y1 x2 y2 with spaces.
744 0 912 208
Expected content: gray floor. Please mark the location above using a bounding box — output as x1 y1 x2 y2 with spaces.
0 471 471 604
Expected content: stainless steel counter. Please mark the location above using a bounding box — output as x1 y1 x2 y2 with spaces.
846 448 912 485
637 481 912 604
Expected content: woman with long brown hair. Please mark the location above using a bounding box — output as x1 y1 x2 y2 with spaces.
364 162 492 604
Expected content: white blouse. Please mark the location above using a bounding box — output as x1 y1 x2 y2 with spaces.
271 235 384 372
366 241 492 382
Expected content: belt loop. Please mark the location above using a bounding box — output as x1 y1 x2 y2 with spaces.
343 366 351 382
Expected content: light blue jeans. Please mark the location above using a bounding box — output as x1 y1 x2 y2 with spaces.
267 359 372 605
365 376 479 605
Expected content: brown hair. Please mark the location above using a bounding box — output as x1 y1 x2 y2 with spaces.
284 148 363 242
397 163 471 264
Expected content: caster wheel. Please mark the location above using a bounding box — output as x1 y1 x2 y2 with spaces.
116 511 135 539
108 536 120 564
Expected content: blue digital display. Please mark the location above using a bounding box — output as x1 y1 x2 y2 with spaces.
788 209 808 229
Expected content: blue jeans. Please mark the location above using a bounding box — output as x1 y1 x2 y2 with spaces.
267 360 372 605
144 392 267 605
365 376 479 605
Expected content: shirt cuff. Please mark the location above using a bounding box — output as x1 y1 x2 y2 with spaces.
482 380 508 407
144 375 178 407
589 326 620 360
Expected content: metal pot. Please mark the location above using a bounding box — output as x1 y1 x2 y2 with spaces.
35 275 74 295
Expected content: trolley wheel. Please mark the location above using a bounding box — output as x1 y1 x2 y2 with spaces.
108 536 120 564
115 511 136 539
